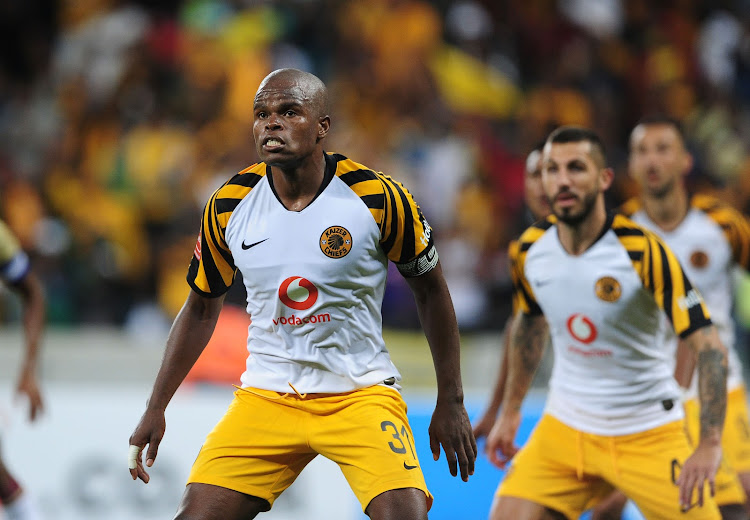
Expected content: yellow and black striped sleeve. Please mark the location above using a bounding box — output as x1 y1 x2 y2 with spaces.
187 164 265 297
612 214 711 338
510 220 552 316
334 153 437 277
694 194 750 271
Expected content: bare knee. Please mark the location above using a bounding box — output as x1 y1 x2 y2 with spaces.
365 487 428 520
174 483 269 520
490 495 567 520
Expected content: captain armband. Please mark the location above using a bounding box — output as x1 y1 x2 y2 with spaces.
396 245 439 277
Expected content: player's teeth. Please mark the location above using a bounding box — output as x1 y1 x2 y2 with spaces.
268 139 281 146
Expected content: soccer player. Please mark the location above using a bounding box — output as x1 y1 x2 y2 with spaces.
127 68 476 520
616 115 750 518
0 220 46 520
486 126 730 519
473 144 551 442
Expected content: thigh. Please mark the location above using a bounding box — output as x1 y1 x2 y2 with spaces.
612 421 721 520
721 387 750 474
684 393 748 507
365 488 428 520
310 386 431 514
174 483 268 520
490 495 568 520
496 415 611 520
187 388 317 509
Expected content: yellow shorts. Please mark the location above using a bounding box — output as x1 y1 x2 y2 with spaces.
685 385 750 501
187 384 432 512
498 414 721 520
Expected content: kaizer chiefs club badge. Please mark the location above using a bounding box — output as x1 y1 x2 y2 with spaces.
595 276 621 302
690 250 709 269
320 226 352 258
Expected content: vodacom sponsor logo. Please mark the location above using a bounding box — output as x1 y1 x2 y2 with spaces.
275 276 330 327
566 313 597 344
278 276 318 310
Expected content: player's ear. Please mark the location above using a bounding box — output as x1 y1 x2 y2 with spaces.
600 167 615 191
317 116 330 141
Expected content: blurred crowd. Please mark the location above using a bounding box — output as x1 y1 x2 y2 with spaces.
1 0 750 333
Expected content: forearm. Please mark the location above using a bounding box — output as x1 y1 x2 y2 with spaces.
686 326 728 444
673 339 695 389
501 313 547 412
146 291 224 411
485 320 512 415
16 272 45 370
407 264 464 403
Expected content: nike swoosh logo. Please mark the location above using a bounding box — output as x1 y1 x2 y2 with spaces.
403 462 419 470
242 238 269 250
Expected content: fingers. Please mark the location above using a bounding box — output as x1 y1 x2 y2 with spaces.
429 432 440 462
486 441 516 469
677 471 713 511
128 444 144 481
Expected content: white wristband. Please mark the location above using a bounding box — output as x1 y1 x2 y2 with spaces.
128 445 141 470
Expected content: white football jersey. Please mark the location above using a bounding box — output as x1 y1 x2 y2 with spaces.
511 213 712 435
623 195 750 394
188 153 438 394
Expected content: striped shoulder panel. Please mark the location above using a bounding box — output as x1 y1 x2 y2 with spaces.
617 197 642 217
611 213 649 276
333 153 386 225
212 163 267 227
692 194 750 270
516 216 555 253
612 214 711 337
187 163 266 297
510 217 554 315
333 153 431 263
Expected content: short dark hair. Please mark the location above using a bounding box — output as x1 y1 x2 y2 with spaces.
632 114 687 144
546 126 607 167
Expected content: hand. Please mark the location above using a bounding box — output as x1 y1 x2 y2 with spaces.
16 365 43 422
128 408 167 483
676 441 721 511
484 408 520 469
472 408 497 441
428 399 477 481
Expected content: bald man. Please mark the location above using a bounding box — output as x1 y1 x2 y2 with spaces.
127 69 476 520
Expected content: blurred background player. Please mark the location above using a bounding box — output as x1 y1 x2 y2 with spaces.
608 115 750 519
487 126 732 520
0 220 46 520
473 143 551 441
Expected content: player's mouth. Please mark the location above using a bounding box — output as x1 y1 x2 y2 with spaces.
554 192 578 207
263 136 285 151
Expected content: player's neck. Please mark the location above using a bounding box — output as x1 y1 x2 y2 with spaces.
556 200 608 256
270 153 326 211
640 186 689 232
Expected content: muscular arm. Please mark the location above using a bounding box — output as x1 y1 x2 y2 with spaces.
501 312 549 413
676 324 728 508
683 325 727 444
129 289 225 482
472 317 512 439
405 261 477 481
11 270 46 421
484 311 548 468
673 338 696 390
